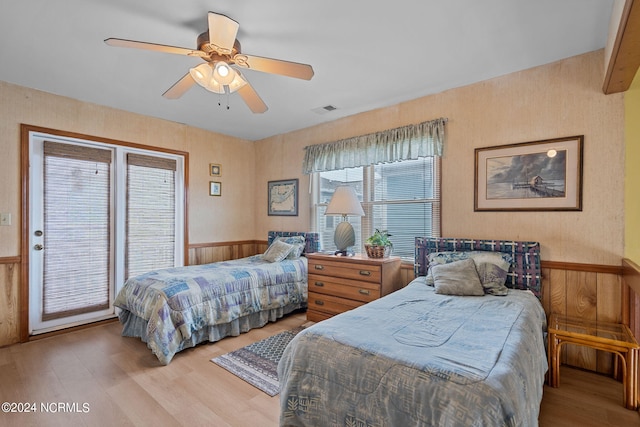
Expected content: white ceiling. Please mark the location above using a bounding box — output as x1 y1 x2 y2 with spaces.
0 0 614 141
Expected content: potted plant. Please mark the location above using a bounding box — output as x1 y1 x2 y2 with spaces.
365 229 393 258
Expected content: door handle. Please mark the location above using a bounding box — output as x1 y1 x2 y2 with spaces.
34 244 44 251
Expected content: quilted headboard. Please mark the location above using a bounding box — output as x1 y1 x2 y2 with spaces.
267 231 320 254
415 237 542 298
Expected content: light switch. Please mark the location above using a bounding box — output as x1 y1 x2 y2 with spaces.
0 213 11 226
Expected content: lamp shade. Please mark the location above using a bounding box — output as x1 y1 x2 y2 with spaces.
325 186 364 217
325 186 364 255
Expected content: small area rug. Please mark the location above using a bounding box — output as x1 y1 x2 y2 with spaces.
211 326 304 396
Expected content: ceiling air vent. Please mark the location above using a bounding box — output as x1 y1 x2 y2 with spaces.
312 105 338 115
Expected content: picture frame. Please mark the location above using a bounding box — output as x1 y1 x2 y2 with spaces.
474 135 583 211
210 163 221 177
268 179 298 216
209 181 222 197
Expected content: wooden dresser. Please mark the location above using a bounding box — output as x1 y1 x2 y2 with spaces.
305 253 402 322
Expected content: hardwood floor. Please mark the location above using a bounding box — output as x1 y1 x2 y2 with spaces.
0 313 638 426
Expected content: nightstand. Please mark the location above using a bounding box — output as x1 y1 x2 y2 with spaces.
305 253 402 322
548 314 639 410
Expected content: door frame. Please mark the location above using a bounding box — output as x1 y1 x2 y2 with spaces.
20 124 190 341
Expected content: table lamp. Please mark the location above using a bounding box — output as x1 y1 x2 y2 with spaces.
325 186 365 255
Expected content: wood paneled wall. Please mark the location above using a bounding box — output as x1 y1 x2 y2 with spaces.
187 240 262 266
398 259 629 376
3 242 638 380
0 257 20 347
541 262 624 376
623 258 640 341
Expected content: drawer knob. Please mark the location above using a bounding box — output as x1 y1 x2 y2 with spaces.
314 281 324 287
315 300 324 306
359 289 370 295
314 265 324 270
359 270 371 276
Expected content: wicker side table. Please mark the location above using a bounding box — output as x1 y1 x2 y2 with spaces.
548 314 639 410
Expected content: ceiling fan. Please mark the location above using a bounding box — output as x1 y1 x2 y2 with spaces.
105 11 314 113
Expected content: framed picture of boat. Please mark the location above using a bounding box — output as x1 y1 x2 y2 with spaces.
474 136 583 211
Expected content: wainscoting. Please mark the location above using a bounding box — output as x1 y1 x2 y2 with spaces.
623 258 640 344
401 260 635 378
0 257 20 347
541 262 624 377
187 240 262 265
3 243 640 382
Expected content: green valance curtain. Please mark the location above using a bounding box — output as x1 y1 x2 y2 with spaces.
302 117 447 174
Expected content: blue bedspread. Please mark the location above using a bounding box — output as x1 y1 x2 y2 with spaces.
278 277 547 426
114 255 308 365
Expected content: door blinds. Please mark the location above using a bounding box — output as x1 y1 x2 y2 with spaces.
42 141 112 321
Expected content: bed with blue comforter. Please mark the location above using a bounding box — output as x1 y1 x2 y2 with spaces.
114 231 318 365
278 237 547 426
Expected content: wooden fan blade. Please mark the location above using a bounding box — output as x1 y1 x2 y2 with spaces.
237 82 268 113
208 12 239 55
162 73 196 99
233 54 314 80
104 38 206 58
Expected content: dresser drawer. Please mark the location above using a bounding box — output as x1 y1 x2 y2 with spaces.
308 274 381 303
308 292 365 316
306 309 333 323
308 259 381 283
305 253 401 322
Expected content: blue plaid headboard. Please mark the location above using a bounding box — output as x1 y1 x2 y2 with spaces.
267 231 320 254
415 237 542 298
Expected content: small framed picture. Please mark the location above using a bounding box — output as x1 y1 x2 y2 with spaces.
268 179 298 216
209 181 222 196
210 163 221 177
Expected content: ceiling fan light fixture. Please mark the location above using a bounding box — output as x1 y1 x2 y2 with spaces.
189 63 213 86
213 61 236 85
227 71 248 93
108 11 313 113
202 78 225 95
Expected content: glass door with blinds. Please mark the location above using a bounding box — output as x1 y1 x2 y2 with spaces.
28 133 184 334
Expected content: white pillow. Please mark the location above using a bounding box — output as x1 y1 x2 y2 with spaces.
274 235 306 259
262 240 294 262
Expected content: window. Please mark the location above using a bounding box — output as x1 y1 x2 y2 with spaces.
126 154 177 279
315 157 440 260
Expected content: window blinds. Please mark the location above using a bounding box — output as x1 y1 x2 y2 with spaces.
125 153 176 279
362 157 441 259
317 157 440 260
